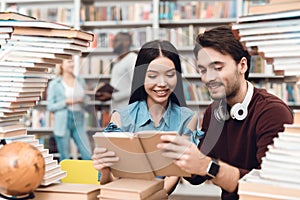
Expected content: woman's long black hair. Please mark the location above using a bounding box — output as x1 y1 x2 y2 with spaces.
129 40 186 107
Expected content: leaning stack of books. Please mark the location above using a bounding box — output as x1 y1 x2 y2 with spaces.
98 178 164 200
232 0 300 76
0 11 93 186
238 110 300 199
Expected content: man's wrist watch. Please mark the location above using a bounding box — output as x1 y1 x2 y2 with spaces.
205 158 220 180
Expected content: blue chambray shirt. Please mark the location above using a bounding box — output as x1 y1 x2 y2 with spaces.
112 100 204 146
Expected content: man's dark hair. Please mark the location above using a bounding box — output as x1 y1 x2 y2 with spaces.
193 25 251 80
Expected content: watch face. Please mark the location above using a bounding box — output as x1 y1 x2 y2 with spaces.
206 159 220 179
208 161 220 177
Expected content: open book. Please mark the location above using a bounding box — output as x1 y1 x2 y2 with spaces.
93 131 191 179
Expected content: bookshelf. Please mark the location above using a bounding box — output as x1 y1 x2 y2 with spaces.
0 0 241 155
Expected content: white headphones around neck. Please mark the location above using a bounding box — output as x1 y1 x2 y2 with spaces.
214 81 254 122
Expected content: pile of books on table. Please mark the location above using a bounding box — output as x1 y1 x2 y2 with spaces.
0 11 93 187
238 110 300 199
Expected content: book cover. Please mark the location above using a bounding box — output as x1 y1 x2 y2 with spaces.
99 178 164 200
35 183 100 200
93 131 191 179
0 12 36 21
12 26 94 41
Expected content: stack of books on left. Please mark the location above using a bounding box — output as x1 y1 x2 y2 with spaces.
0 11 93 187
238 110 300 199
98 178 164 200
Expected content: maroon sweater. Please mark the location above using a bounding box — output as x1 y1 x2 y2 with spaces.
187 88 293 200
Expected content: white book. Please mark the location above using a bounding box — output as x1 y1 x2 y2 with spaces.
0 82 47 88
0 107 32 113
0 71 52 79
9 51 72 60
245 38 300 47
262 157 300 171
4 55 62 65
0 20 70 29
2 44 82 55
0 86 45 93
240 32 300 42
238 169 300 199
0 96 40 102
0 26 13 33
260 168 300 185
238 25 300 36
0 76 48 83
0 33 10 39
40 171 67 186
10 35 90 47
0 66 48 73
265 151 300 164
237 10 300 23
8 40 88 51
0 60 55 69
233 18 300 30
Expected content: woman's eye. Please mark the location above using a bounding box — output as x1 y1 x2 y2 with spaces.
147 74 156 79
166 72 175 77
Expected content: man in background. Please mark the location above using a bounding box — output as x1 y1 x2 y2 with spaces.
96 32 137 111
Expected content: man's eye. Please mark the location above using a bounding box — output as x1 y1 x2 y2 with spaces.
214 67 222 71
199 69 206 74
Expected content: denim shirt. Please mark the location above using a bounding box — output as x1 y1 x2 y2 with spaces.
111 100 204 146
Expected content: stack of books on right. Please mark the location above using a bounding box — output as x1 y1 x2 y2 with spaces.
238 110 300 199
232 0 300 76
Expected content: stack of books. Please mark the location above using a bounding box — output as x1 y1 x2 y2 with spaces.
98 178 164 200
232 0 300 76
35 183 100 200
238 110 300 199
0 11 93 186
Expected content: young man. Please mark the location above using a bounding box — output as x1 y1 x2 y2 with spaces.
157 25 293 199
96 32 137 110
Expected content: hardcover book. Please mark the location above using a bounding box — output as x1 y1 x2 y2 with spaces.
93 131 191 179
99 178 164 200
35 183 99 200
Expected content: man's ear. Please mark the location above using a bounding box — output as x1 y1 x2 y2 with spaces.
239 57 248 74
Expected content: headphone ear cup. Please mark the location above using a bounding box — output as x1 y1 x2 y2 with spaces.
230 103 248 120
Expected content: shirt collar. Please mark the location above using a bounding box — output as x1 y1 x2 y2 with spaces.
136 100 172 128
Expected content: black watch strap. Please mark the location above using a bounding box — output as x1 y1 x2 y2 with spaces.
205 158 220 180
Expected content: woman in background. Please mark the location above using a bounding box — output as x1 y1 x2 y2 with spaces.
47 58 92 161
